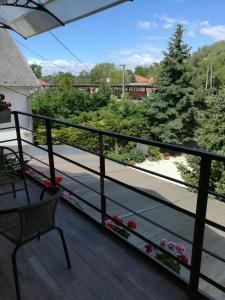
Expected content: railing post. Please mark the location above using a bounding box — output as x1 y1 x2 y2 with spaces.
14 112 24 163
45 119 56 186
189 156 212 297
99 133 106 226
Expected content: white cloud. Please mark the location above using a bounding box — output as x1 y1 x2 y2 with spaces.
200 23 225 41
110 43 162 67
136 20 157 30
160 15 178 29
28 58 94 75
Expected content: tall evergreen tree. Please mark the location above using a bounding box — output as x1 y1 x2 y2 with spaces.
149 24 205 144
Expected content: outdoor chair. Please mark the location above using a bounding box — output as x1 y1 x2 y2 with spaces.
0 186 71 300
0 146 30 203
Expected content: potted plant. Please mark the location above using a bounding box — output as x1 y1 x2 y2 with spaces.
0 94 11 123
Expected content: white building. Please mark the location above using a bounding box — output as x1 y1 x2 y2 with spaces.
0 29 39 144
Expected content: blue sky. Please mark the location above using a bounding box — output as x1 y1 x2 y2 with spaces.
12 0 225 75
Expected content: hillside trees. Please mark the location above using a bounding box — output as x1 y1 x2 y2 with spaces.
178 90 225 194
191 41 225 91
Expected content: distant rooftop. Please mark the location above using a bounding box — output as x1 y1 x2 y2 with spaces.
135 75 156 84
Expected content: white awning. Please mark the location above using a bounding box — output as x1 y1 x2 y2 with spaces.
0 0 130 38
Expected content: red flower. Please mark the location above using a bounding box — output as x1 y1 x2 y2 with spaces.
25 167 32 174
127 220 137 230
55 176 63 184
112 215 123 225
42 179 52 187
145 243 155 253
106 223 116 230
177 255 188 265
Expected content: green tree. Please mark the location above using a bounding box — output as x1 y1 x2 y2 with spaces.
30 64 42 79
178 90 225 194
135 64 159 78
55 72 74 89
89 63 114 83
191 41 225 91
148 24 206 144
75 70 90 83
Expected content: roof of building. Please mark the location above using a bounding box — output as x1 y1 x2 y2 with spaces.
0 30 39 87
38 79 48 86
135 75 156 84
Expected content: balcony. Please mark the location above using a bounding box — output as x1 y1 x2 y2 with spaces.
1 111 225 300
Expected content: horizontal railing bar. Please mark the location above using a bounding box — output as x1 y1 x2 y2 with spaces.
205 219 225 234
57 183 102 213
105 174 196 218
208 189 225 202
0 188 24 197
52 136 99 156
202 247 225 264
12 111 225 162
0 139 17 144
25 151 193 244
21 138 49 152
26 165 50 180
24 152 102 196
0 126 15 131
21 125 100 157
200 273 225 293
106 194 193 245
27 168 102 213
52 151 100 176
105 155 199 190
22 139 101 176
19 126 34 133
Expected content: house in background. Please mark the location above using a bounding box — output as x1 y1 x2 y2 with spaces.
134 74 156 85
0 29 39 144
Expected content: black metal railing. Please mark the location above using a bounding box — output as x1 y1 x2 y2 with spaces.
1 110 225 299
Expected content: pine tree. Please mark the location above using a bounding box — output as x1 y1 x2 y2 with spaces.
149 24 205 144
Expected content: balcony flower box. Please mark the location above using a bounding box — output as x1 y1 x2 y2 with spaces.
0 109 11 123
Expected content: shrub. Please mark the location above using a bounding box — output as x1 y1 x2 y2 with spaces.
128 148 145 163
148 146 162 161
107 152 130 164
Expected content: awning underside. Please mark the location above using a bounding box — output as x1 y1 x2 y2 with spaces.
0 0 129 38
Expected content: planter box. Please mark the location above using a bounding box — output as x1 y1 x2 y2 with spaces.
0 109 11 123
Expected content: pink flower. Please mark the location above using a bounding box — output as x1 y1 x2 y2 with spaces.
176 243 185 254
160 239 168 247
167 241 176 250
177 255 188 265
145 243 155 253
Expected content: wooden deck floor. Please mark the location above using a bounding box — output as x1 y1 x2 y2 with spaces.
0 180 191 300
